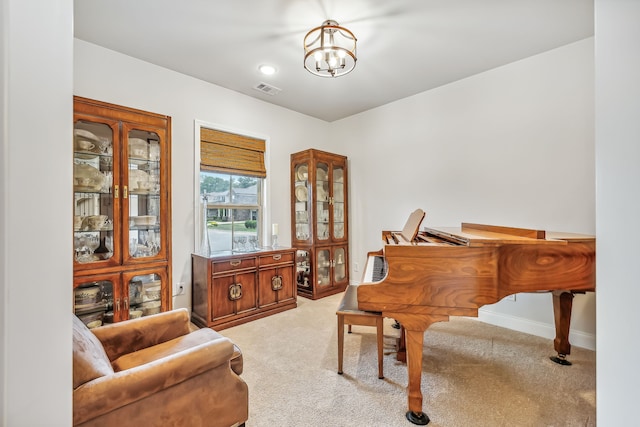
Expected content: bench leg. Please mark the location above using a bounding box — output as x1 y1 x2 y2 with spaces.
337 313 345 375
376 317 384 379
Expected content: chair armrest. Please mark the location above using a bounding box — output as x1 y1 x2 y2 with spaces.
73 336 235 426
92 308 192 361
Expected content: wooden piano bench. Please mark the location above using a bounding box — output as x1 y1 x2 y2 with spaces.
336 285 384 379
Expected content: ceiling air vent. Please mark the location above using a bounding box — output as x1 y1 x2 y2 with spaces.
253 82 282 96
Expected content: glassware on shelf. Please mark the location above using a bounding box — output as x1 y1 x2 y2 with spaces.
248 236 258 250
129 238 138 257
87 235 100 254
105 236 114 254
74 235 89 262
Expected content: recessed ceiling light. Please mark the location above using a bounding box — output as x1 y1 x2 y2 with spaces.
258 64 277 75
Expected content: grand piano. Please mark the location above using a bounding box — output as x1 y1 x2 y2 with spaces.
357 214 595 425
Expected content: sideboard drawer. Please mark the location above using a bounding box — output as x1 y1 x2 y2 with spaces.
212 257 257 274
259 251 294 267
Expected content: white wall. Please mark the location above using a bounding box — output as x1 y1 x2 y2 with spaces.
330 39 596 349
595 0 640 424
1 0 73 425
74 39 330 310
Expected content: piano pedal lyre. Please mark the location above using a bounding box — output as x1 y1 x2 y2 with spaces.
550 353 572 366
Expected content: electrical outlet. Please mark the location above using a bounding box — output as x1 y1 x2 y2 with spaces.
175 283 185 296
354 262 359 272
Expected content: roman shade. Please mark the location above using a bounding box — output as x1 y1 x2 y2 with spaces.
200 128 266 178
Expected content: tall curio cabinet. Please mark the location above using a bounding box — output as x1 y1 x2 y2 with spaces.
291 149 349 299
73 97 172 328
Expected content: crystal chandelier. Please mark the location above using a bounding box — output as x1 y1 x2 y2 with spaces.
304 20 357 78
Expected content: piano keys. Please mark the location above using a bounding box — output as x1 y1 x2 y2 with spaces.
357 222 595 425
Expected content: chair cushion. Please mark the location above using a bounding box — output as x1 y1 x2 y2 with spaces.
73 316 114 389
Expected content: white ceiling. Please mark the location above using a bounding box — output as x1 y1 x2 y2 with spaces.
74 0 593 122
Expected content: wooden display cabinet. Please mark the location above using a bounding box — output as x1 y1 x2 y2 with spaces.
72 97 172 327
191 248 297 330
291 149 349 299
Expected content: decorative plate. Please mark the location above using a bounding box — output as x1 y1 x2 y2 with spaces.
297 165 308 181
295 185 308 202
74 129 99 141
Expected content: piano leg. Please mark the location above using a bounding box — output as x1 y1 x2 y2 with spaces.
404 327 430 425
550 291 574 366
390 313 448 426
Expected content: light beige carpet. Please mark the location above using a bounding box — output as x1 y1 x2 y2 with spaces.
222 292 595 427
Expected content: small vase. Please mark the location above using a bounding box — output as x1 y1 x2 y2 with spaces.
200 197 211 256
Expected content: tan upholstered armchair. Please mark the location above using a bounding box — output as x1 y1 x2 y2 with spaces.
73 308 248 427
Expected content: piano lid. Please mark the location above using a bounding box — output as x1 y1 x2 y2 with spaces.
421 223 577 247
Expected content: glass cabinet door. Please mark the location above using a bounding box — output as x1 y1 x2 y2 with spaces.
125 127 163 261
333 246 347 284
316 162 330 242
126 272 162 319
73 277 115 328
316 248 331 288
73 120 118 267
293 162 310 242
332 166 345 240
296 249 311 289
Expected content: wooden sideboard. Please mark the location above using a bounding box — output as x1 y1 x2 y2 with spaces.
191 248 297 329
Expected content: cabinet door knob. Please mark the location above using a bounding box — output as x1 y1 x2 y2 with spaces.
230 260 242 267
228 283 243 301
273 254 282 261
123 185 128 199
271 275 283 291
114 185 119 198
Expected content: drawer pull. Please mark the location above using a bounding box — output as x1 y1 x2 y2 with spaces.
273 255 282 261
271 275 283 291
228 283 243 301
230 260 242 267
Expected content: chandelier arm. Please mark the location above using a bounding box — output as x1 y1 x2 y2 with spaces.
303 32 322 49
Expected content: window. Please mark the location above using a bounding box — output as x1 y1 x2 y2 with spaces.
200 171 262 252
199 127 266 253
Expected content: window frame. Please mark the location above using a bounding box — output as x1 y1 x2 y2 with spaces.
194 121 271 255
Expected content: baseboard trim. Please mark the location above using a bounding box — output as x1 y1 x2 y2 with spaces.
477 309 596 351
